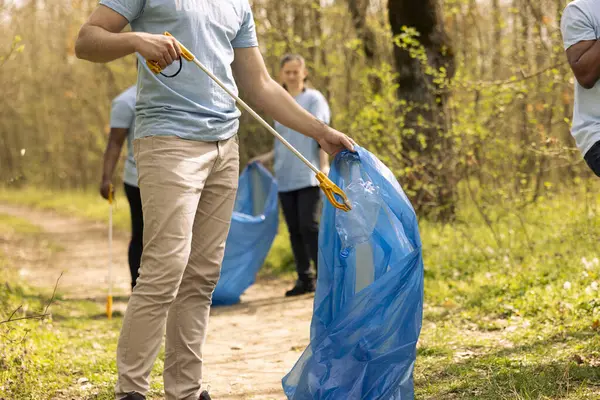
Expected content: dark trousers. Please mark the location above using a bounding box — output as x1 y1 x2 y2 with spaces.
279 186 321 283
124 183 143 289
585 141 600 177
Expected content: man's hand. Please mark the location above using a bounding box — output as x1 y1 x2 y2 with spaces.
100 179 114 201
318 127 355 156
133 33 181 70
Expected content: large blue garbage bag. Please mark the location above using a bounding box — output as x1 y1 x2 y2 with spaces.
282 146 424 399
212 162 279 306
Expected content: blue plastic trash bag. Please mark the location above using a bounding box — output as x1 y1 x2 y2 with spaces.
282 146 424 399
212 162 279 306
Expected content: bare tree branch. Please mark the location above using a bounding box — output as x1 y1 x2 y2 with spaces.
0 272 63 325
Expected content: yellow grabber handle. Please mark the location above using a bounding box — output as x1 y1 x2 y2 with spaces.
146 32 194 73
107 183 114 205
106 296 113 320
146 32 352 212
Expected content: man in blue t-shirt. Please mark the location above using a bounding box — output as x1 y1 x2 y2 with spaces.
561 0 600 175
100 83 143 291
75 2 354 400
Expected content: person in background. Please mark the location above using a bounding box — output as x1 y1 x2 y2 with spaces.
250 54 331 297
100 81 142 290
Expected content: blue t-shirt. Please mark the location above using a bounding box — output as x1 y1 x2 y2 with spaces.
110 85 138 187
99 0 259 142
274 88 331 192
561 0 600 155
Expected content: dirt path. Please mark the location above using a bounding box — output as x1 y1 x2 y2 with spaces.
0 203 313 400
0 203 132 298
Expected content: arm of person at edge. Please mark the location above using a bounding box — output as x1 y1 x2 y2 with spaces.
232 47 354 157
566 40 600 89
561 5 600 90
100 128 129 199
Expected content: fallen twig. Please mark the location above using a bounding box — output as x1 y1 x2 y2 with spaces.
0 272 63 325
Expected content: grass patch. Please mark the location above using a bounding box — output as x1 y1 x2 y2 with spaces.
262 221 295 277
0 213 42 235
0 212 65 255
413 185 600 398
0 247 163 399
0 284 166 400
0 187 131 232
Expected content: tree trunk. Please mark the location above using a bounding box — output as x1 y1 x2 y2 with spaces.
346 0 381 92
492 0 502 73
347 0 376 61
388 0 457 221
516 0 530 192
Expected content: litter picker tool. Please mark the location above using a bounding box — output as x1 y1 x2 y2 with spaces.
146 32 352 212
106 184 114 320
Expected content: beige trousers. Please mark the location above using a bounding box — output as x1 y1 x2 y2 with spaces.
115 135 239 400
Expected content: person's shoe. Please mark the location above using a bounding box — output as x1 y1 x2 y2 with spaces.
285 280 315 297
199 390 212 400
123 393 145 400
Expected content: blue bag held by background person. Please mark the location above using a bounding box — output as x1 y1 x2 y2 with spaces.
282 146 424 399
212 162 279 306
